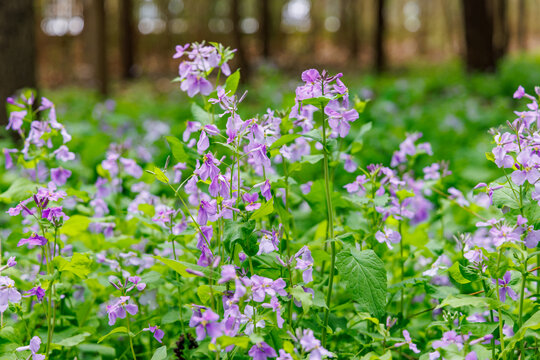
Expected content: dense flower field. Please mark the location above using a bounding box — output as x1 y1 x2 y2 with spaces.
1 43 540 360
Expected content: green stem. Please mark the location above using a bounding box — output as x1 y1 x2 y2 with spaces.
169 220 186 334
320 99 336 348
518 272 527 356
399 220 404 315
496 250 506 358
126 315 137 360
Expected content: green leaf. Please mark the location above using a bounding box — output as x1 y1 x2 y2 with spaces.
491 183 520 209
0 177 36 203
224 70 240 94
302 96 332 108
60 215 91 237
154 256 196 278
138 203 155 217
250 199 274 220
448 263 471 284
191 103 212 125
98 327 129 343
54 253 93 279
269 134 300 150
223 220 258 257
301 154 324 164
197 284 226 304
290 285 313 311
437 294 505 310
151 346 167 360
152 167 169 184
218 335 250 349
502 310 540 355
54 332 91 347
165 136 188 162
78 344 116 357
335 248 387 318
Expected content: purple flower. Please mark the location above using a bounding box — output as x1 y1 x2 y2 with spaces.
0 276 22 312
106 296 138 325
173 44 189 58
120 157 143 178
448 187 469 207
492 271 518 302
342 154 357 172
16 336 45 360
189 306 222 341
195 153 221 181
324 99 358 138
24 286 46 302
198 199 217 225
395 330 420 354
18 233 48 247
295 246 314 283
127 276 146 292
50 167 72 186
432 330 467 350
243 193 261 211
343 175 368 195
299 329 334 359
375 227 401 249
262 296 285 328
465 351 478 360
143 324 164 343
513 85 525 99
181 75 213 97
277 349 293 360
258 229 280 255
6 110 26 131
52 145 75 162
42 206 68 224
3 148 18 169
423 163 440 180
209 174 230 199
301 181 313 194
248 341 277 360
261 180 272 201
511 150 540 186
250 275 287 302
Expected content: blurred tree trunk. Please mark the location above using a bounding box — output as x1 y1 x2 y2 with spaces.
374 0 386 72
516 0 527 50
461 0 495 72
231 0 250 78
85 0 108 95
492 0 509 62
0 0 36 127
309 0 322 55
342 0 360 60
259 0 271 58
119 0 136 79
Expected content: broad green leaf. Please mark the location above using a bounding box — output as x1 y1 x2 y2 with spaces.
491 183 520 209
502 310 540 356
54 332 91 347
151 346 167 360
0 177 36 203
218 335 250 349
138 203 155 217
335 248 387 318
269 134 300 150
302 96 332 108
301 154 324 164
224 70 240 94
60 215 91 237
191 103 212 125
448 263 471 284
154 256 195 278
165 136 188 162
223 220 258 257
98 327 129 343
54 253 93 279
77 344 116 357
437 294 504 310
290 285 313 311
153 167 169 184
250 199 274 220
197 284 226 304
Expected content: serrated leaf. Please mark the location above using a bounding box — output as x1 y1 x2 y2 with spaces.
290 285 313 311
223 220 258 257
335 248 387 318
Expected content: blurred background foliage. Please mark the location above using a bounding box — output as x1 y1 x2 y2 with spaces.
1 0 540 189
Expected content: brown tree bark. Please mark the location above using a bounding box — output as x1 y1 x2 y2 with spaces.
374 0 386 72
461 0 496 72
349 0 361 60
119 0 136 79
84 0 108 95
231 0 250 79
0 0 36 127
516 0 527 50
492 0 509 62
259 0 271 58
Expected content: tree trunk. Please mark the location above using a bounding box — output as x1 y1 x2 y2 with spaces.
516 0 527 50
259 0 271 58
0 0 36 127
119 0 136 79
349 0 361 60
231 0 250 79
374 0 386 72
492 0 509 62
461 0 496 72
85 0 108 95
